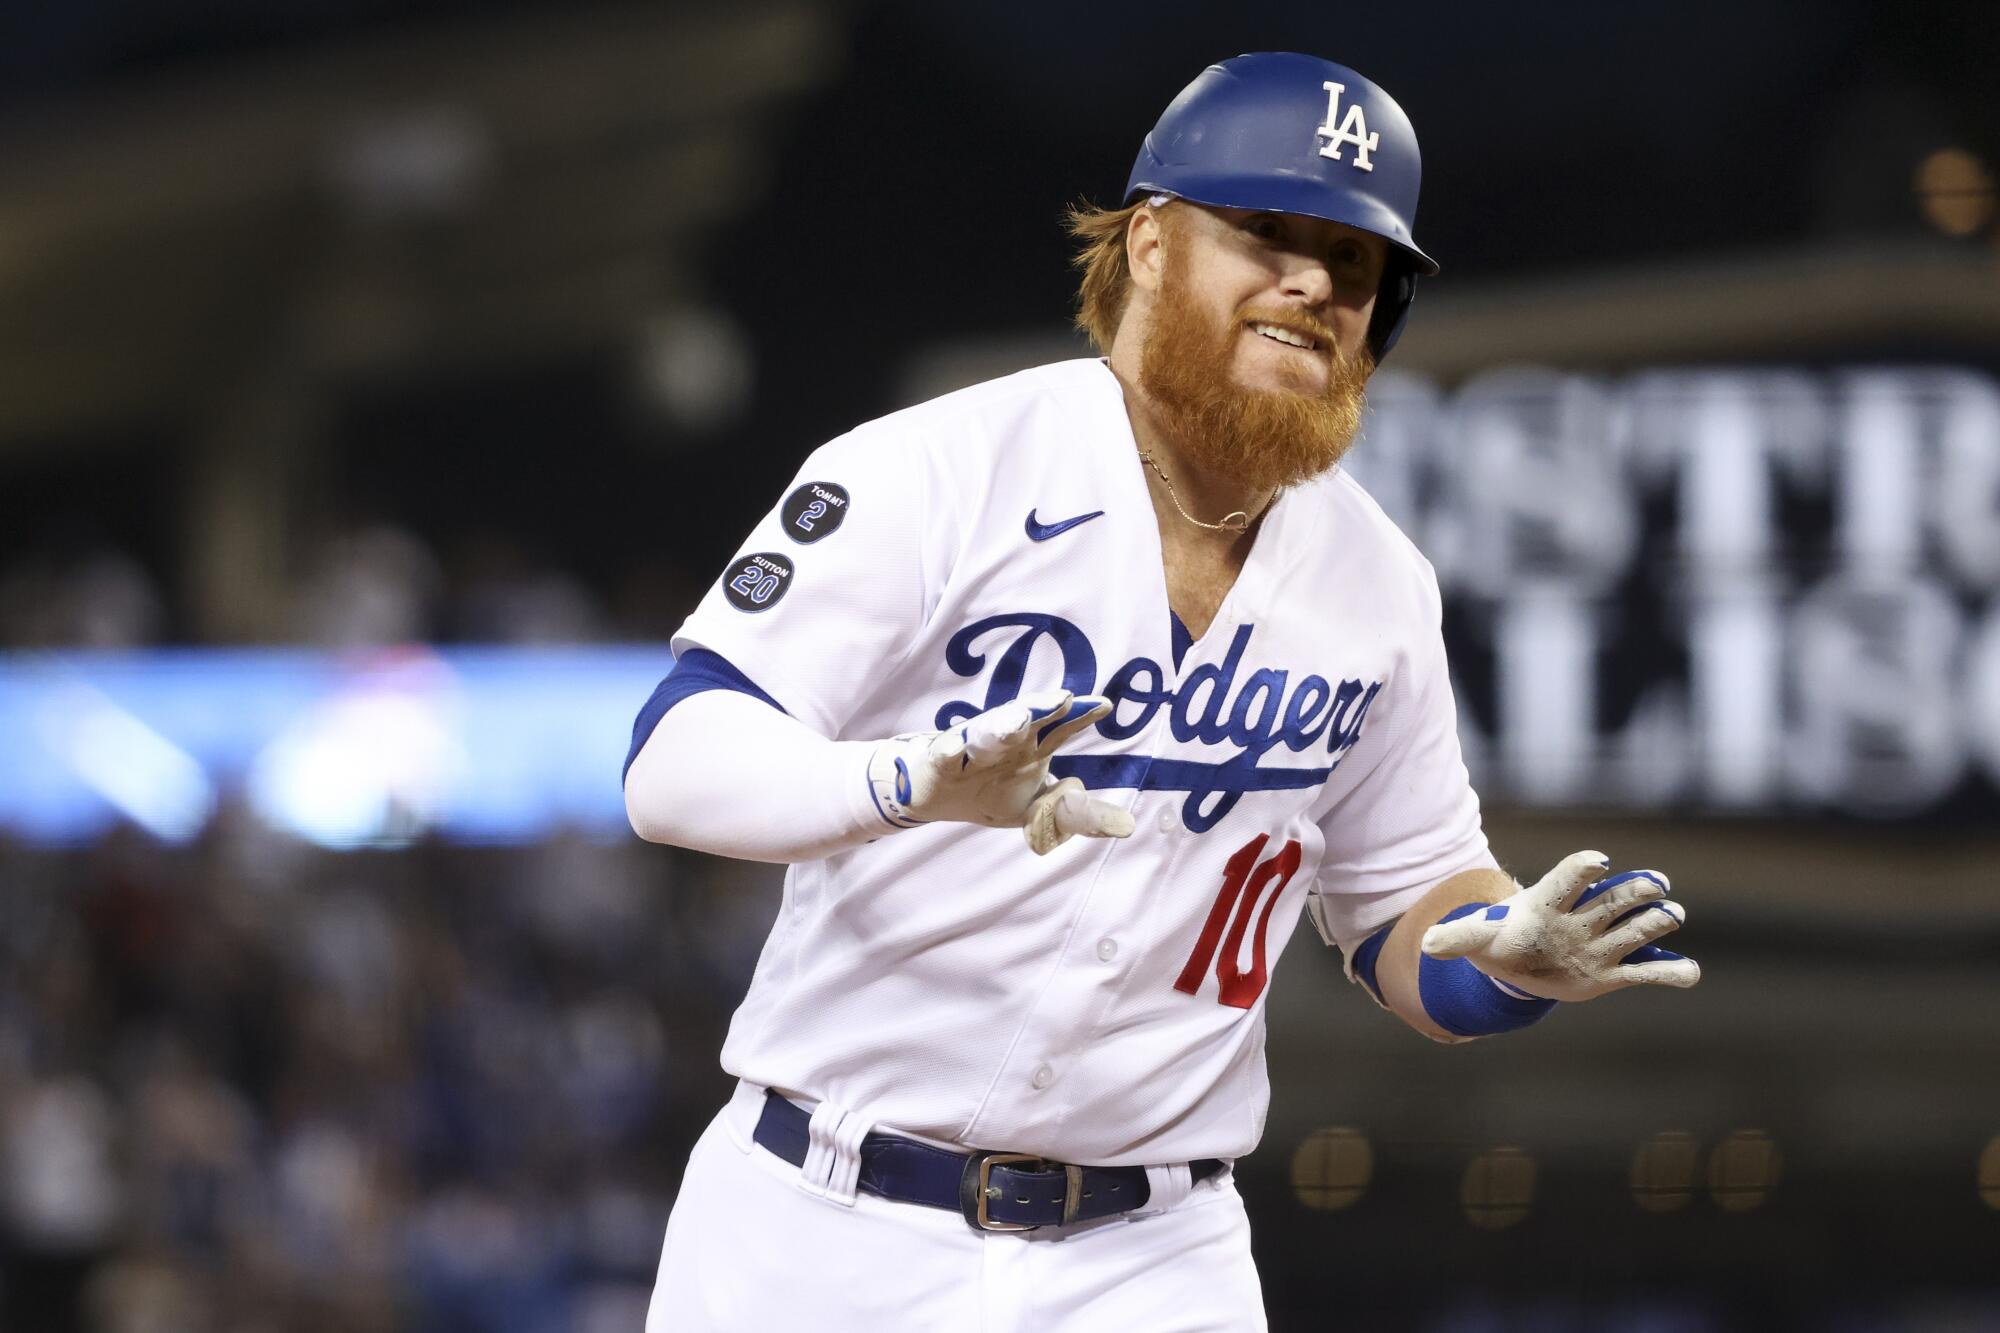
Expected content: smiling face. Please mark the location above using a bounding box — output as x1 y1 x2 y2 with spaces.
1129 201 1384 492
1189 205 1387 392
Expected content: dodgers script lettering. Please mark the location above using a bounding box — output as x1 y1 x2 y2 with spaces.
937 614 1383 832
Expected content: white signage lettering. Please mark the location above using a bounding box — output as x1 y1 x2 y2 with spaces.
1350 365 2000 818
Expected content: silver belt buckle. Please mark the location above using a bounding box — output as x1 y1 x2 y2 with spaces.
969 1152 1047 1231
965 1152 1093 1231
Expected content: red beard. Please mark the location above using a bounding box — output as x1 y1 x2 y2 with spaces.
1137 246 1374 495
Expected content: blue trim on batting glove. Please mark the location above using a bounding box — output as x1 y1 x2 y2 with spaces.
1573 869 1667 916
623 649 786 780
1573 869 1680 964
1351 922 1394 1004
1418 903 1558 1037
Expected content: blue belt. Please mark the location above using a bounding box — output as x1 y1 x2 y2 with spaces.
751 1090 1226 1232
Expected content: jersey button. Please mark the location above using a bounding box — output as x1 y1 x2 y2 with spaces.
1155 807 1176 833
1096 938 1118 962
1031 1063 1055 1090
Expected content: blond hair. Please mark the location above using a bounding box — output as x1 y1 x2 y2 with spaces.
1064 198 1152 354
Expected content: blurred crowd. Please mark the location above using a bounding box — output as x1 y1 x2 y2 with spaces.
0 810 778 1332
2 813 1996 1331
0 525 703 651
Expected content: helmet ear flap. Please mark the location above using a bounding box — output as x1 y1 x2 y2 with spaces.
1367 263 1419 364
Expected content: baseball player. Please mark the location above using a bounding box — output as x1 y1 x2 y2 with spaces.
623 51 1698 1331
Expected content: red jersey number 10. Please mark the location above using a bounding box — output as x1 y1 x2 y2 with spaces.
1173 833 1304 1009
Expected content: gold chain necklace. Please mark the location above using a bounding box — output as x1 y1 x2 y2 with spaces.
1138 450 1255 533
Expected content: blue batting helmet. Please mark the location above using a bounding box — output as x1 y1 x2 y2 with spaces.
1126 52 1438 360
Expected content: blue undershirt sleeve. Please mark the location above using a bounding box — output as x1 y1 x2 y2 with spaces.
623 648 787 781
1350 921 1394 1005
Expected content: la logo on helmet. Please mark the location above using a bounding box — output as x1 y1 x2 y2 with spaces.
1315 81 1380 172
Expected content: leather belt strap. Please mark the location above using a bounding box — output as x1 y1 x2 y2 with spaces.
751 1090 1224 1232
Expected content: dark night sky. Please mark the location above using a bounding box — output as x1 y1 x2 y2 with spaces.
4 0 1996 620
8 0 1993 279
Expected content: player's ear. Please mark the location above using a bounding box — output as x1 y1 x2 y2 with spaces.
1127 205 1167 295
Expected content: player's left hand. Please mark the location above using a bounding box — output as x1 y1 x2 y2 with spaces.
1418 850 1700 1003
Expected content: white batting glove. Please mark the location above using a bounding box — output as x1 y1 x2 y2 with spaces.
864 690 1137 855
1419 850 1701 1003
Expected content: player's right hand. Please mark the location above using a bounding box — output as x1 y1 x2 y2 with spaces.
864 690 1137 855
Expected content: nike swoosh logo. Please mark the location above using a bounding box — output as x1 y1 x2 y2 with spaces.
1025 508 1106 542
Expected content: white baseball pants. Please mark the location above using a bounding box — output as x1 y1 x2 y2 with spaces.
645 1081 1268 1332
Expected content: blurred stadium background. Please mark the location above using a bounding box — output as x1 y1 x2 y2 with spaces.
2 2 1998 1329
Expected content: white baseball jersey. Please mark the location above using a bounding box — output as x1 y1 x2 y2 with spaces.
671 357 1493 1167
